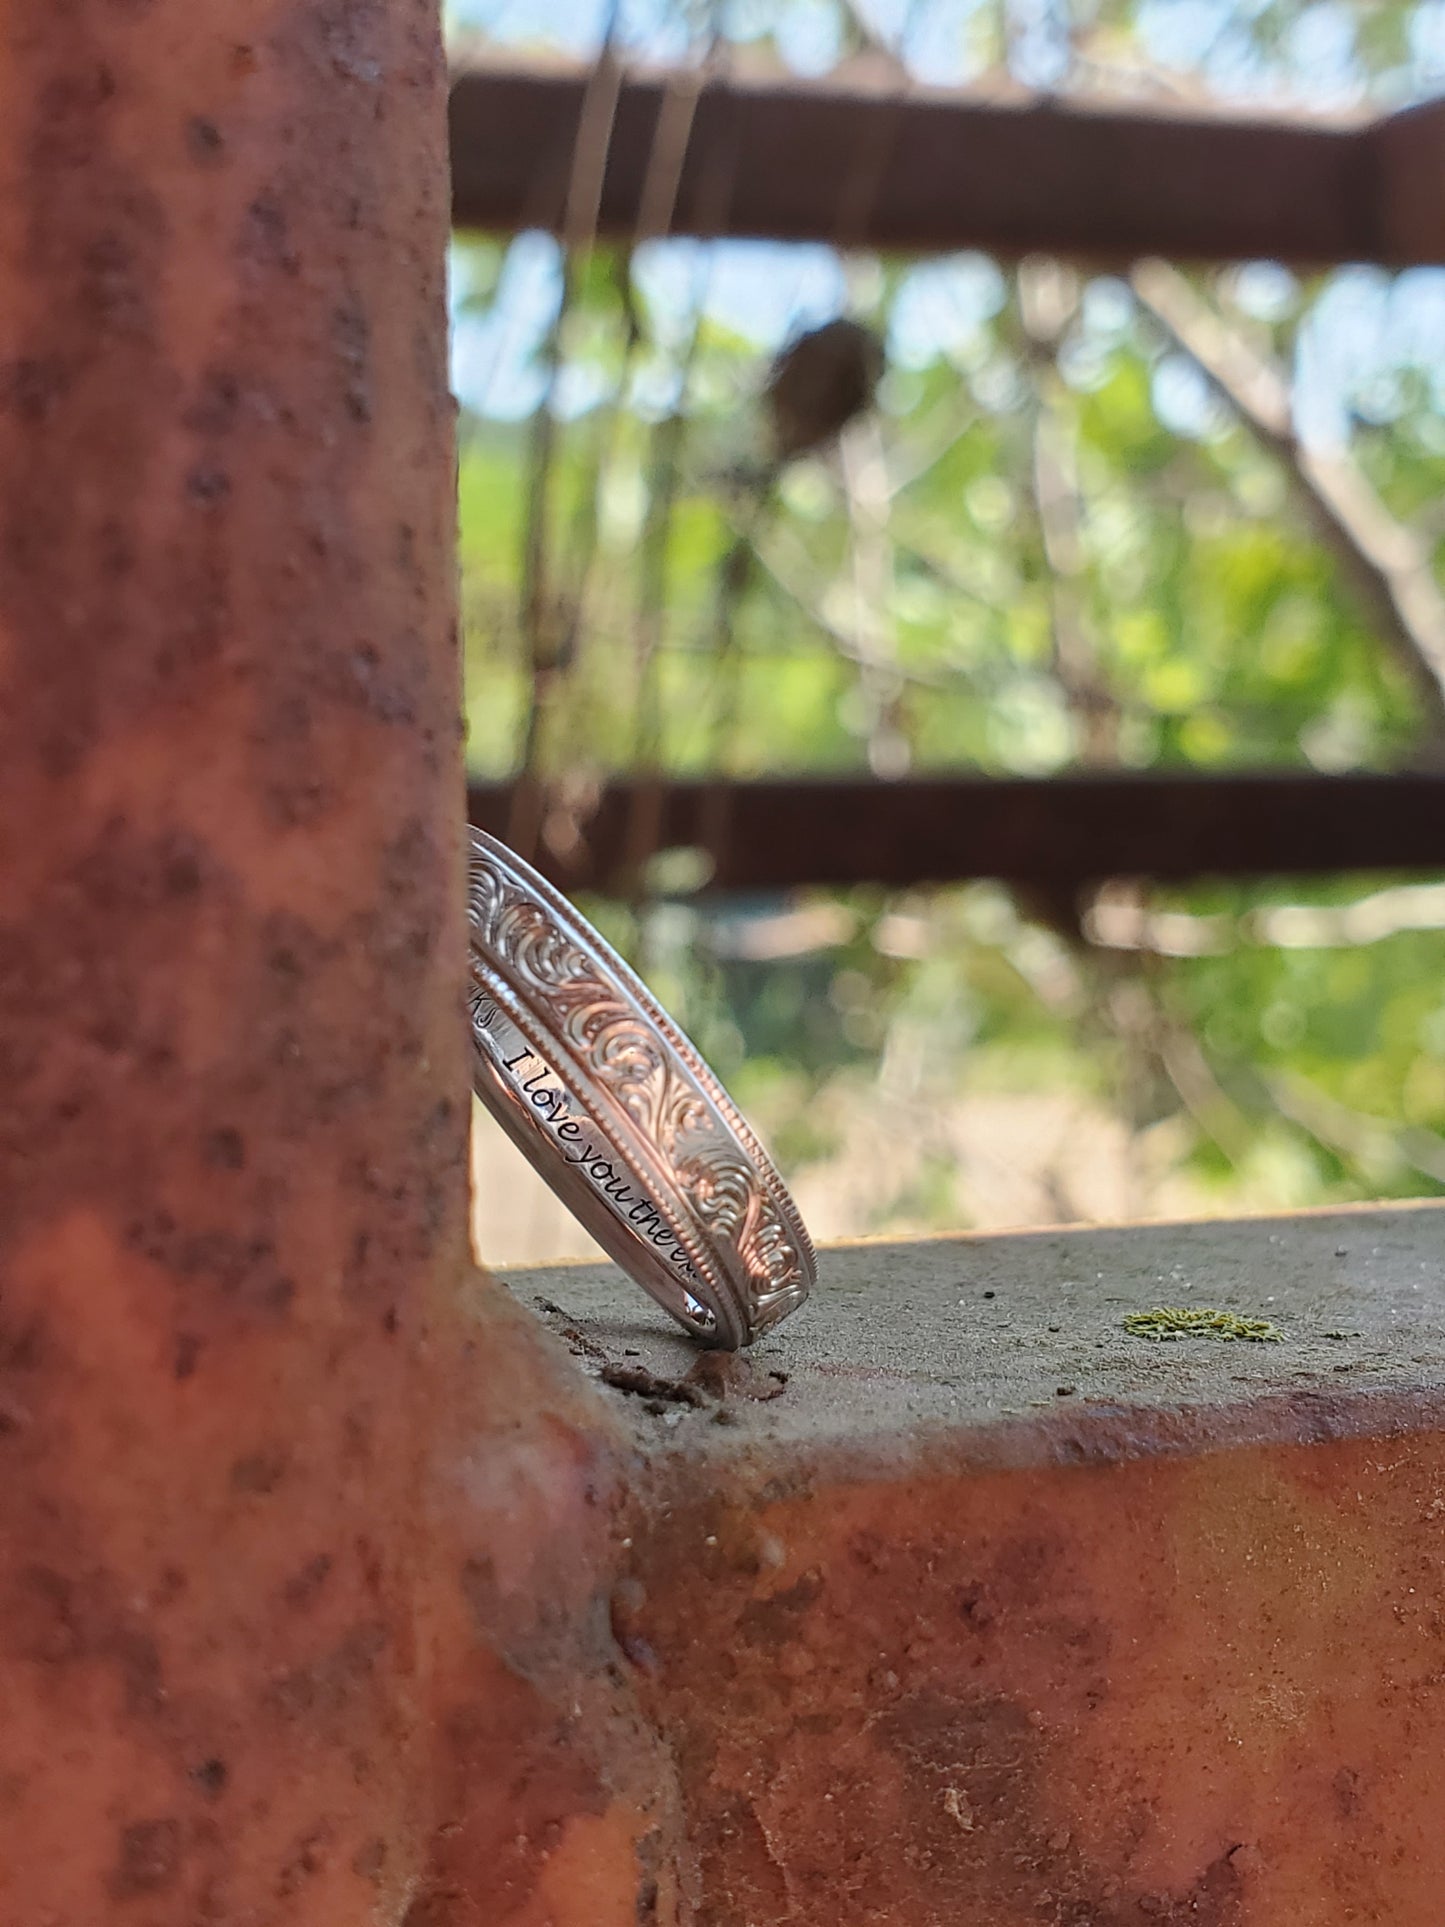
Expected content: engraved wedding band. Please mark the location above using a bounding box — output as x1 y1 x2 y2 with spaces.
467 828 815 1349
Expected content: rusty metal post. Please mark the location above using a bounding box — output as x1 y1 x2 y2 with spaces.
0 8 661 1923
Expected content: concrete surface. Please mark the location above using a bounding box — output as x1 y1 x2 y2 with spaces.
507 1200 1445 1459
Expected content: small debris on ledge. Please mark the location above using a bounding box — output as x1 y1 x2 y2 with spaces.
600 1362 707 1407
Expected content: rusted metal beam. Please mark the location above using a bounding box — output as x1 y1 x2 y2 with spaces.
447 61 1435 266
512 1202 1445 1927
1377 97 1445 263
468 772 1445 893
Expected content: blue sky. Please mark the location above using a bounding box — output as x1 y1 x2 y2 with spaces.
447 0 1445 99
450 232 1445 451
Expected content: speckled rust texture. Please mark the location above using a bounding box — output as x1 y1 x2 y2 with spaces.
618 1417 1445 1926
407 1281 685 1927
0 2 458 1917
0 7 667 1923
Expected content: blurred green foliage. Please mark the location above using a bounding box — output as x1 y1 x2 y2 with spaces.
452 0 1445 1233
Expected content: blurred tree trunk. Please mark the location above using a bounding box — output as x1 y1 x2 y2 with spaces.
0 8 658 1923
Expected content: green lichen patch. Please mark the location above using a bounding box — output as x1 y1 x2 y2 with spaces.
1124 1306 1285 1344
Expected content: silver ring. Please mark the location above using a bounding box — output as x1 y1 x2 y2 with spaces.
466 829 815 1349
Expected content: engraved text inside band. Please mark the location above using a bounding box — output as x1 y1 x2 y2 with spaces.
472 990 705 1289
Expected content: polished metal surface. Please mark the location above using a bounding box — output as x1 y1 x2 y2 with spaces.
466 829 814 1348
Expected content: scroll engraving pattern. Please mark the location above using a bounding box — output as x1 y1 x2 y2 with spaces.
468 842 807 1308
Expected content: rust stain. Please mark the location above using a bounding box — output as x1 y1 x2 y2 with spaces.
621 1422 1445 1925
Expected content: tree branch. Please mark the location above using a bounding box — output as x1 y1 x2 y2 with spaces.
1130 258 1445 763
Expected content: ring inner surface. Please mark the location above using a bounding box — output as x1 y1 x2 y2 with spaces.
470 985 722 1336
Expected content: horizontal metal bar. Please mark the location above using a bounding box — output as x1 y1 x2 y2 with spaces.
448 62 1439 265
468 772 1445 894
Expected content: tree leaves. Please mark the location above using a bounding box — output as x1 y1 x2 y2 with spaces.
450 0 1445 1232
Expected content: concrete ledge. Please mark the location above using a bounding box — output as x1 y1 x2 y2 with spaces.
510 1202 1445 1460
507 1203 1445 1925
